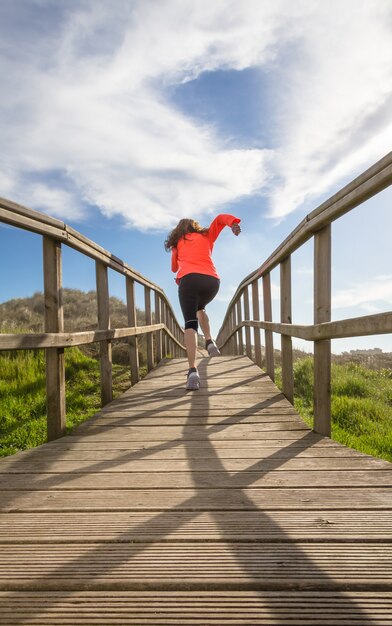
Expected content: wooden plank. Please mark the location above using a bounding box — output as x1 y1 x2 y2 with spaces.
2 511 392 543
59 413 308 426
0 324 165 351
0 197 66 228
1 456 389 474
239 312 392 341
1 487 391 512
1 445 366 462
43 236 66 441
2 468 392 491
1 543 392 591
0 591 391 626
64 426 310 441
0 206 67 240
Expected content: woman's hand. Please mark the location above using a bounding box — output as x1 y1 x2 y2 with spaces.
231 223 241 236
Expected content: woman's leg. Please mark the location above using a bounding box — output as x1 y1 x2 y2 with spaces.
197 309 211 342
197 276 220 355
178 275 200 378
184 328 197 369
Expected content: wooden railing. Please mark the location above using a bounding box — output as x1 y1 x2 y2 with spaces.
216 151 392 437
0 198 185 440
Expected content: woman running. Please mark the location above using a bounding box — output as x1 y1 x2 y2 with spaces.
164 214 241 390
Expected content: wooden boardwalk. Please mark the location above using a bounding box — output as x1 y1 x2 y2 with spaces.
0 355 392 624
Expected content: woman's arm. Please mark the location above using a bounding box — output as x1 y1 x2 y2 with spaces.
208 214 241 243
171 247 179 272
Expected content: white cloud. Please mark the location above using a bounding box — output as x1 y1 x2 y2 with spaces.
267 1 392 218
333 276 392 312
0 0 277 228
0 0 391 229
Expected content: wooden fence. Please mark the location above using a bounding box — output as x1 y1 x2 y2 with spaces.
0 198 185 440
216 151 392 437
1 152 392 444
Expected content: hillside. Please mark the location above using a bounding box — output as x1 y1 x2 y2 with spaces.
0 288 147 332
0 289 148 365
1 291 391 368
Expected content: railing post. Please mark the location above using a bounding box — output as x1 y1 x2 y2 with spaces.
314 225 332 436
252 279 262 368
280 257 294 404
144 286 154 371
126 277 139 385
243 286 252 359
43 236 66 441
172 315 178 357
232 306 238 355
167 311 173 356
96 261 112 406
162 303 168 357
174 318 180 358
236 298 244 355
154 291 162 363
219 323 226 355
227 309 233 355
263 273 274 381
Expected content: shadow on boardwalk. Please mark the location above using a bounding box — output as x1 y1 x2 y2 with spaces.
0 356 389 624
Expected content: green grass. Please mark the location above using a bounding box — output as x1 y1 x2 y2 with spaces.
276 357 392 462
0 348 137 457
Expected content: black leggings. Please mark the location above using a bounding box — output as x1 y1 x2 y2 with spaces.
178 273 220 331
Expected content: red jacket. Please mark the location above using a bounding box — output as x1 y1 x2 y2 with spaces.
171 214 241 281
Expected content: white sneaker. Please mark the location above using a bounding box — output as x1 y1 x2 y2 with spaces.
207 341 221 357
186 369 200 390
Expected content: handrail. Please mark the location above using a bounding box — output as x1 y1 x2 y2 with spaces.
220 151 392 326
0 199 185 441
216 151 392 437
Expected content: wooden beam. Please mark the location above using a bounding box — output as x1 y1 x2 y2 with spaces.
96 261 112 406
1 206 67 241
231 306 238 355
43 236 66 441
252 280 262 368
263 273 274 381
243 286 252 360
313 225 332 437
0 324 165 350
162 303 168 357
126 277 139 385
144 287 154 371
280 257 293 404
226 312 392 342
236 299 244 355
154 291 162 363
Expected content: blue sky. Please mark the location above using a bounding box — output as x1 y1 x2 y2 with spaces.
0 0 391 354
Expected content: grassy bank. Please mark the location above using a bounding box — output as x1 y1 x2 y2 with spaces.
0 348 135 457
276 357 392 462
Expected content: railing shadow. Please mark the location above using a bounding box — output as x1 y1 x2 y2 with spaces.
0 356 377 623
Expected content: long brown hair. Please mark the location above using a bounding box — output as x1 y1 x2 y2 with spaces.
164 218 208 251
